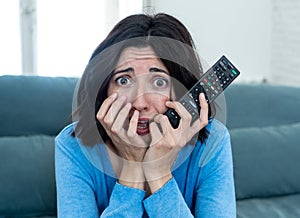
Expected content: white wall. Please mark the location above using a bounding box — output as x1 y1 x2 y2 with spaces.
270 0 300 87
152 0 272 84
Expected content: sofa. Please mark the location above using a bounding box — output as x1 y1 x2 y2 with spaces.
0 75 300 217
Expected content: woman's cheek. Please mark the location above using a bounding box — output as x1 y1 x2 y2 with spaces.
153 94 170 113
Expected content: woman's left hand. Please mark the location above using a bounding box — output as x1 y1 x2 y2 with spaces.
143 93 209 193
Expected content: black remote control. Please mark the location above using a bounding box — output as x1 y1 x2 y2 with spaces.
164 55 240 128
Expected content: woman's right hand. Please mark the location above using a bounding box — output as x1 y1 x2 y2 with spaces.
96 93 147 189
96 93 147 162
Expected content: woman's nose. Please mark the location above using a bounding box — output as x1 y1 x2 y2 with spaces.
131 87 149 111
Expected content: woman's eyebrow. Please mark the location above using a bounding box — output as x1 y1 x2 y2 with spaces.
114 67 168 75
113 67 134 75
149 67 169 74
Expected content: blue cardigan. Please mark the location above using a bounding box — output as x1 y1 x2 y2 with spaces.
55 119 236 217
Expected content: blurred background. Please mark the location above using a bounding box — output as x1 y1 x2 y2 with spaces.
1 0 299 86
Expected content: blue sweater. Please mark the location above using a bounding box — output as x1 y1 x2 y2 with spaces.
55 119 236 217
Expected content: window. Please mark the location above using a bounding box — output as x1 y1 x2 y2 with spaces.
1 0 142 77
36 0 106 77
0 0 22 75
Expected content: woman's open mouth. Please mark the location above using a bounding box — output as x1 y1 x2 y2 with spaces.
136 118 150 135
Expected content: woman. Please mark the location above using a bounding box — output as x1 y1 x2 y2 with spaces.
55 13 236 217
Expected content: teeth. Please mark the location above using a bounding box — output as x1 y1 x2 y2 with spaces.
137 120 149 129
138 124 147 129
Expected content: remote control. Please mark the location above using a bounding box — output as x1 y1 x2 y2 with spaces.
164 55 240 128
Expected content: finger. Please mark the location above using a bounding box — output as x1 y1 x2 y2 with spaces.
187 93 208 139
149 120 163 147
111 102 131 134
153 114 171 135
103 95 127 126
96 93 117 120
152 115 178 148
190 93 209 134
127 110 139 138
198 93 209 128
126 110 147 147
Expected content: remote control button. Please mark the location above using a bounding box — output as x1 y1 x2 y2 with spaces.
231 69 238 75
219 62 226 71
189 100 197 109
222 59 228 65
227 64 232 70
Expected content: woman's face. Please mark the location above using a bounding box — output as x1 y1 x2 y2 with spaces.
107 46 173 136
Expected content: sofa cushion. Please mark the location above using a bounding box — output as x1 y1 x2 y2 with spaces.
0 135 56 217
225 84 300 129
230 122 300 200
237 194 300 218
0 75 78 136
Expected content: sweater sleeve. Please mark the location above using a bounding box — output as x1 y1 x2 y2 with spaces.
55 134 100 218
143 177 194 217
55 127 146 218
144 123 236 218
101 182 146 217
195 128 236 218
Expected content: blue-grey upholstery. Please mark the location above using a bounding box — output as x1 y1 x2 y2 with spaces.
0 75 299 217
225 84 300 218
0 76 77 217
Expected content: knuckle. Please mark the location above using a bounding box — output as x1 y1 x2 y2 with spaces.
168 139 177 148
103 116 113 126
96 112 104 121
110 127 116 134
110 125 120 134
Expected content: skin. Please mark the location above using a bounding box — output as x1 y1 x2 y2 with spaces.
96 46 209 195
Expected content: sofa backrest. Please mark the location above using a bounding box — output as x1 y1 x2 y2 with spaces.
0 75 78 137
1 76 300 213
224 84 300 200
0 75 78 217
225 83 300 129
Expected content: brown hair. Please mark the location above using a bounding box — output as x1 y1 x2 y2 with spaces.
72 13 215 146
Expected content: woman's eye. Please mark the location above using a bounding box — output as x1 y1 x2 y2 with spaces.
115 76 132 86
153 78 168 88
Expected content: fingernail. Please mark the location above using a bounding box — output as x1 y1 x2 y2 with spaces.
200 93 205 100
153 114 160 122
110 93 117 99
120 95 127 101
133 110 139 117
125 102 131 108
